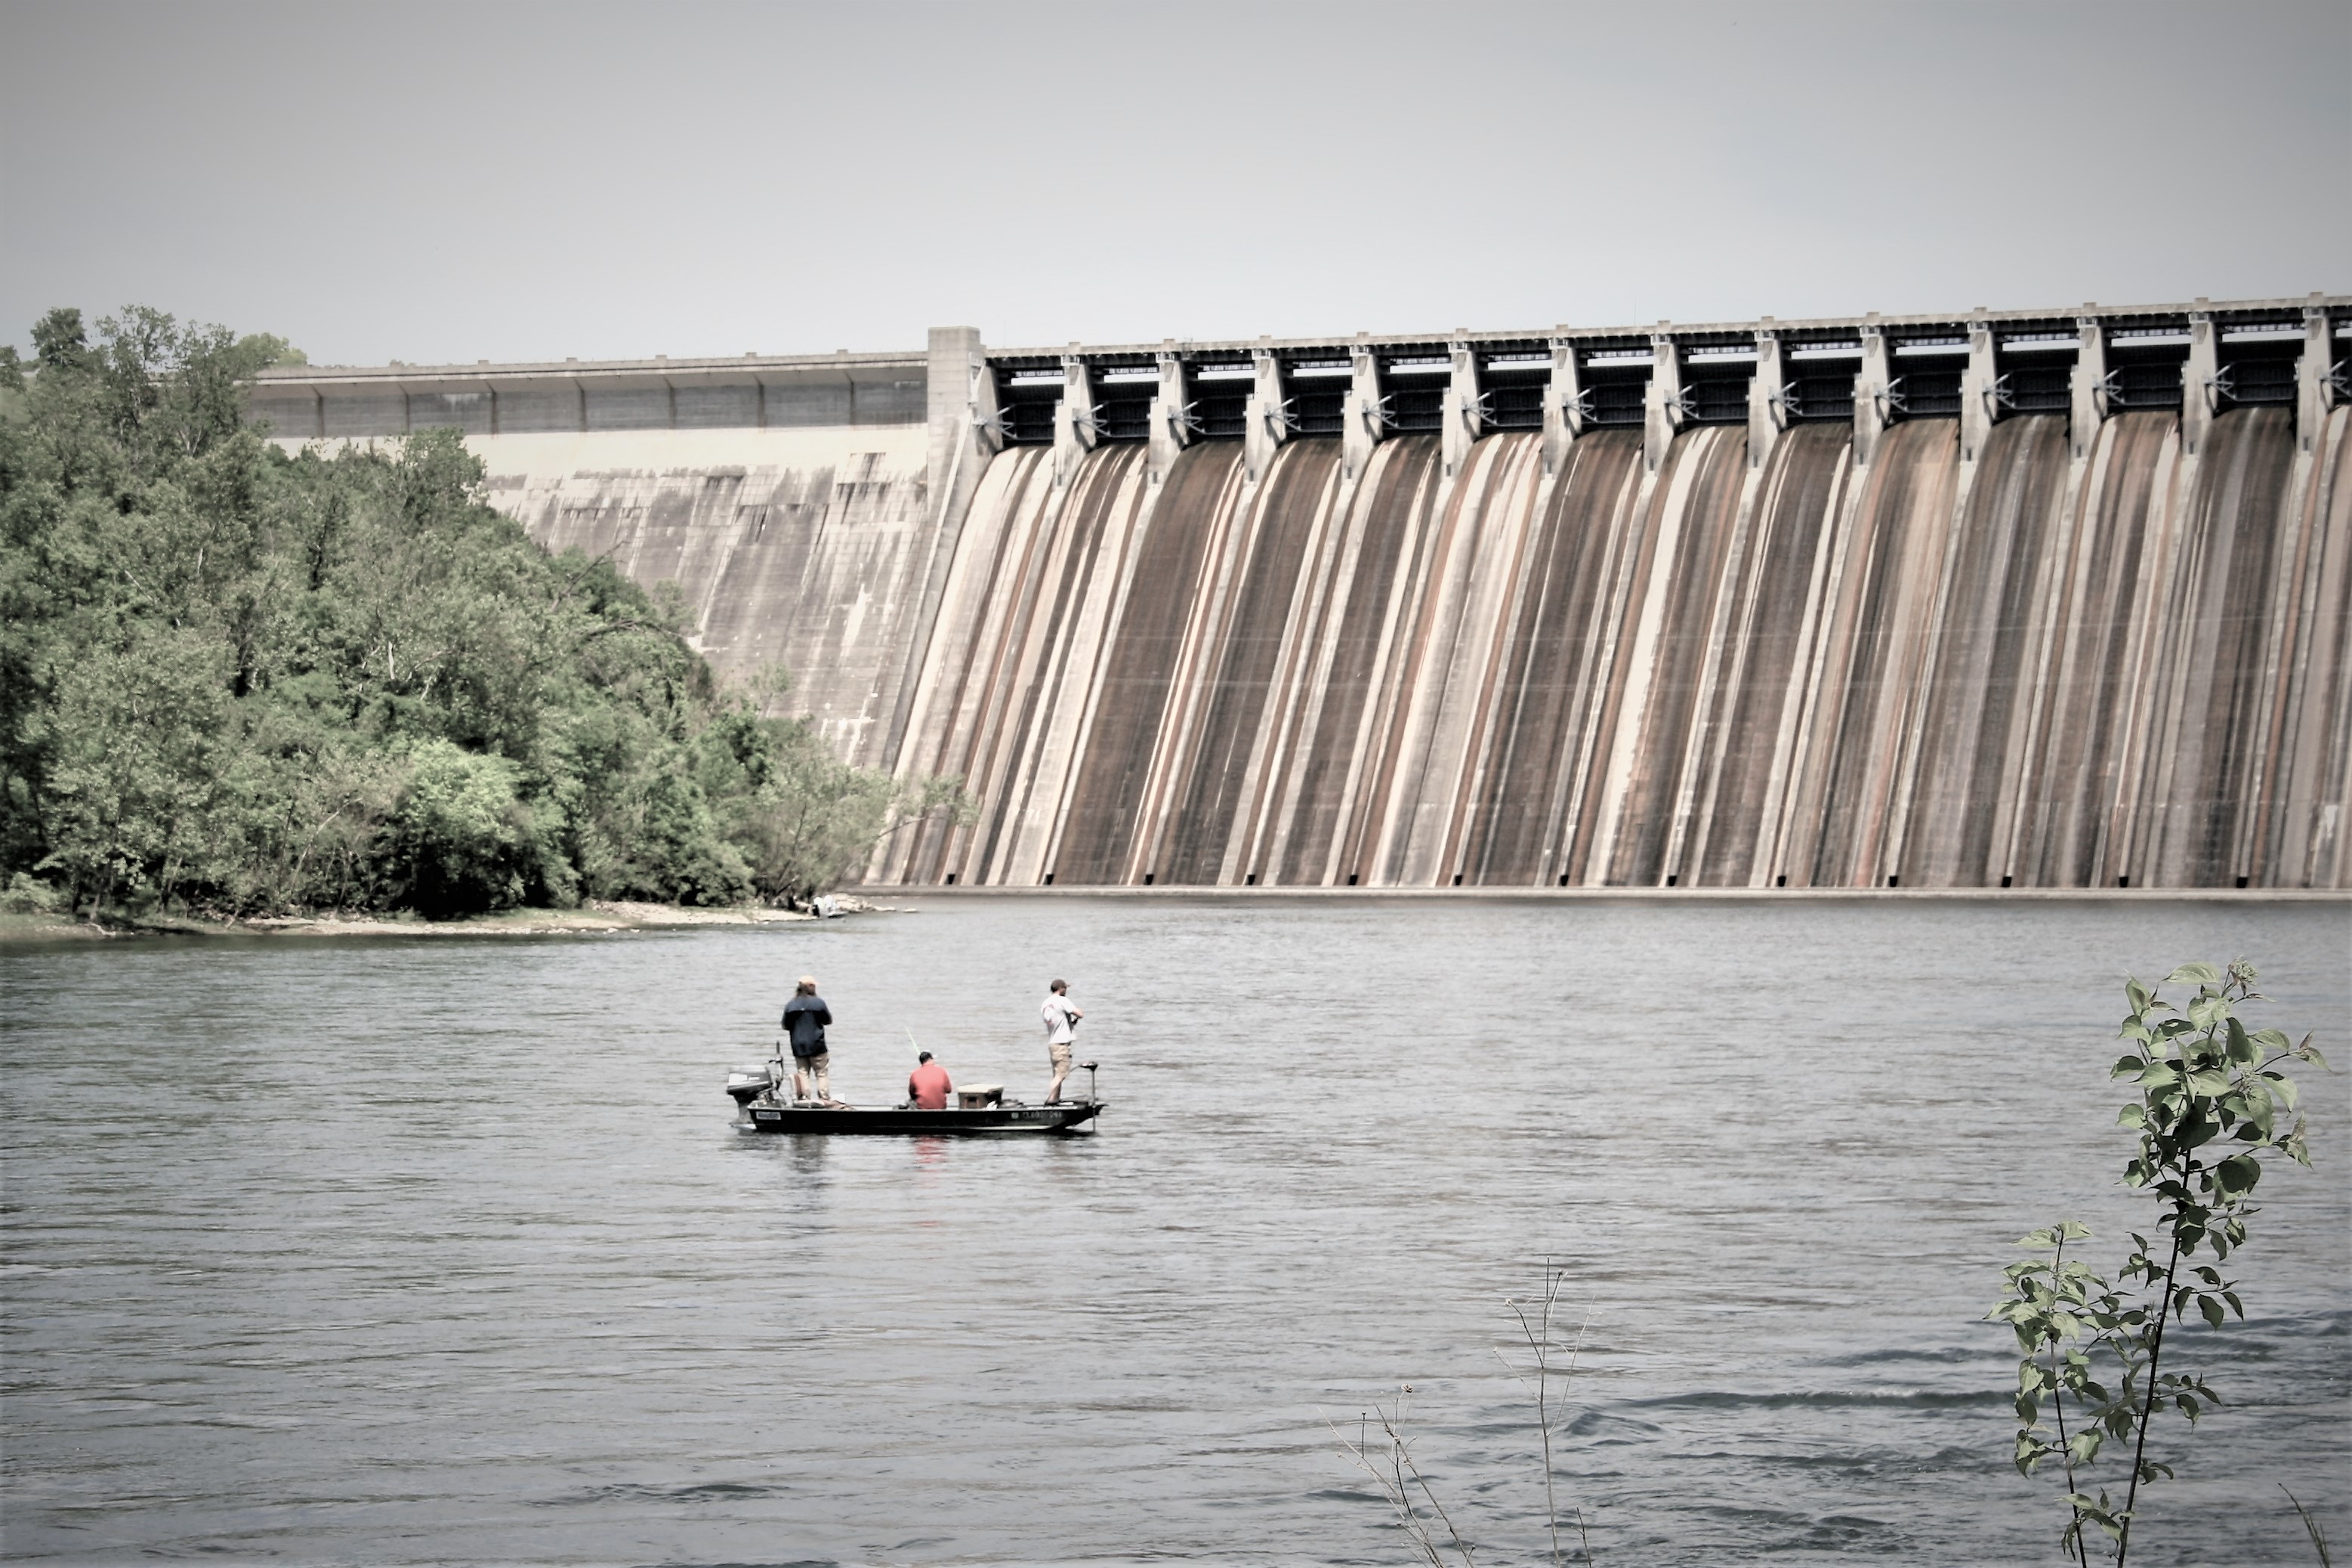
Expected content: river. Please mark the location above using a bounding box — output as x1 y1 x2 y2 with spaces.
3 896 2345 1565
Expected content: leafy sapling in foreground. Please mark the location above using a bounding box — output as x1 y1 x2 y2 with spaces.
1989 960 2327 1566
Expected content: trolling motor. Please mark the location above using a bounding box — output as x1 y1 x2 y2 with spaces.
1079 1060 1098 1103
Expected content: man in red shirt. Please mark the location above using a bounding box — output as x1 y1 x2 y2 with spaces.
907 1051 952 1110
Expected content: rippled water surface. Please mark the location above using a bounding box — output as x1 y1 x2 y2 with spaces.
4 897 2347 1566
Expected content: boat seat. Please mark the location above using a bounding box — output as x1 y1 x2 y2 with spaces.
958 1085 1004 1109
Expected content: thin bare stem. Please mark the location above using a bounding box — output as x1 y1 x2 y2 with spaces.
1502 1261 1595 1564
2117 1205 2187 1566
2048 1231 2091 1568
1327 1394 1473 1568
1391 1410 1477 1566
1329 1409 1444 1568
2281 1484 2332 1568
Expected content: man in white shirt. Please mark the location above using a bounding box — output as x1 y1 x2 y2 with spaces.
1041 978 1084 1103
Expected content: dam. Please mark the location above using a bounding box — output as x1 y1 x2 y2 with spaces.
249 295 2352 890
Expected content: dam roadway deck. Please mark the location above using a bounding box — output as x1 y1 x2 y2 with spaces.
249 296 2352 890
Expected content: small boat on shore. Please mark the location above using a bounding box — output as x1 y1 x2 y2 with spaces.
724 1060 1104 1135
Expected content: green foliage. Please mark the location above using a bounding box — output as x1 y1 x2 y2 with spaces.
0 871 62 912
0 304 964 920
1989 959 2328 1566
236 333 306 368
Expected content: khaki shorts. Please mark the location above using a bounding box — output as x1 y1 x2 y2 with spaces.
1048 1042 1073 1070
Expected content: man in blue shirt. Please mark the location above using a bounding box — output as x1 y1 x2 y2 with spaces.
782 975 836 1104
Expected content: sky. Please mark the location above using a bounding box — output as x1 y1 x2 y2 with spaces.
2 0 2345 367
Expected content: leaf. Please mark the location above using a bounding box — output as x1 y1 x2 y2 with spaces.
2186 1068 2232 1098
2215 1153 2261 1195
2199 1295 2225 1329
2285 1116 2312 1167
2112 1052 2149 1077
2223 1291 2243 1318
2125 977 2150 1013
2168 961 2223 986
2296 1036 2331 1071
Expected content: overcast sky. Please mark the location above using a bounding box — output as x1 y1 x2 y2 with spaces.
2 0 2345 366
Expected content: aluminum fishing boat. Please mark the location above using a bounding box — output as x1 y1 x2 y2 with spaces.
724 1059 1104 1135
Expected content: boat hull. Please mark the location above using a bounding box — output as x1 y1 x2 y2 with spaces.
741 1100 1103 1135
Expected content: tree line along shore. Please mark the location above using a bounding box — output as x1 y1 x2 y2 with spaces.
0 307 965 929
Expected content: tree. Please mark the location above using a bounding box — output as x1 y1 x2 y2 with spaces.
0 303 956 921
1989 959 2328 1565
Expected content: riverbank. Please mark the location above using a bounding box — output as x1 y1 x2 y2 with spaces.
0 898 910 943
857 884 2348 902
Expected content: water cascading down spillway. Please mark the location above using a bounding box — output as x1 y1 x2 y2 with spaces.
245 300 2352 890
877 303 2352 890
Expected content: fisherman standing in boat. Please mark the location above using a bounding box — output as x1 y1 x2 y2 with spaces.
1041 978 1083 1103
783 975 836 1105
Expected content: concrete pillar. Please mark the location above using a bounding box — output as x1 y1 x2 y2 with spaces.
1542 335 1584 477
927 326 995 510
1961 310 1999 464
1748 326 1787 471
1854 319 1891 468
1442 341 1483 477
2070 315 2107 461
1052 353 1098 488
1642 331 1681 474
1148 349 1191 483
1243 347 1288 483
2181 304 2218 457
1342 346 1384 481
2298 298 2332 454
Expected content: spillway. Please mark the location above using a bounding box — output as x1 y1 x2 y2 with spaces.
251 299 2352 889
877 404 2350 889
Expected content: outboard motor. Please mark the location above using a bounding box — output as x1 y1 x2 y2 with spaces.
725 1060 783 1108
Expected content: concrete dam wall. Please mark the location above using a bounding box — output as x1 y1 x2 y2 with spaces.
475 426 937 767
254 298 2352 888
253 352 944 767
